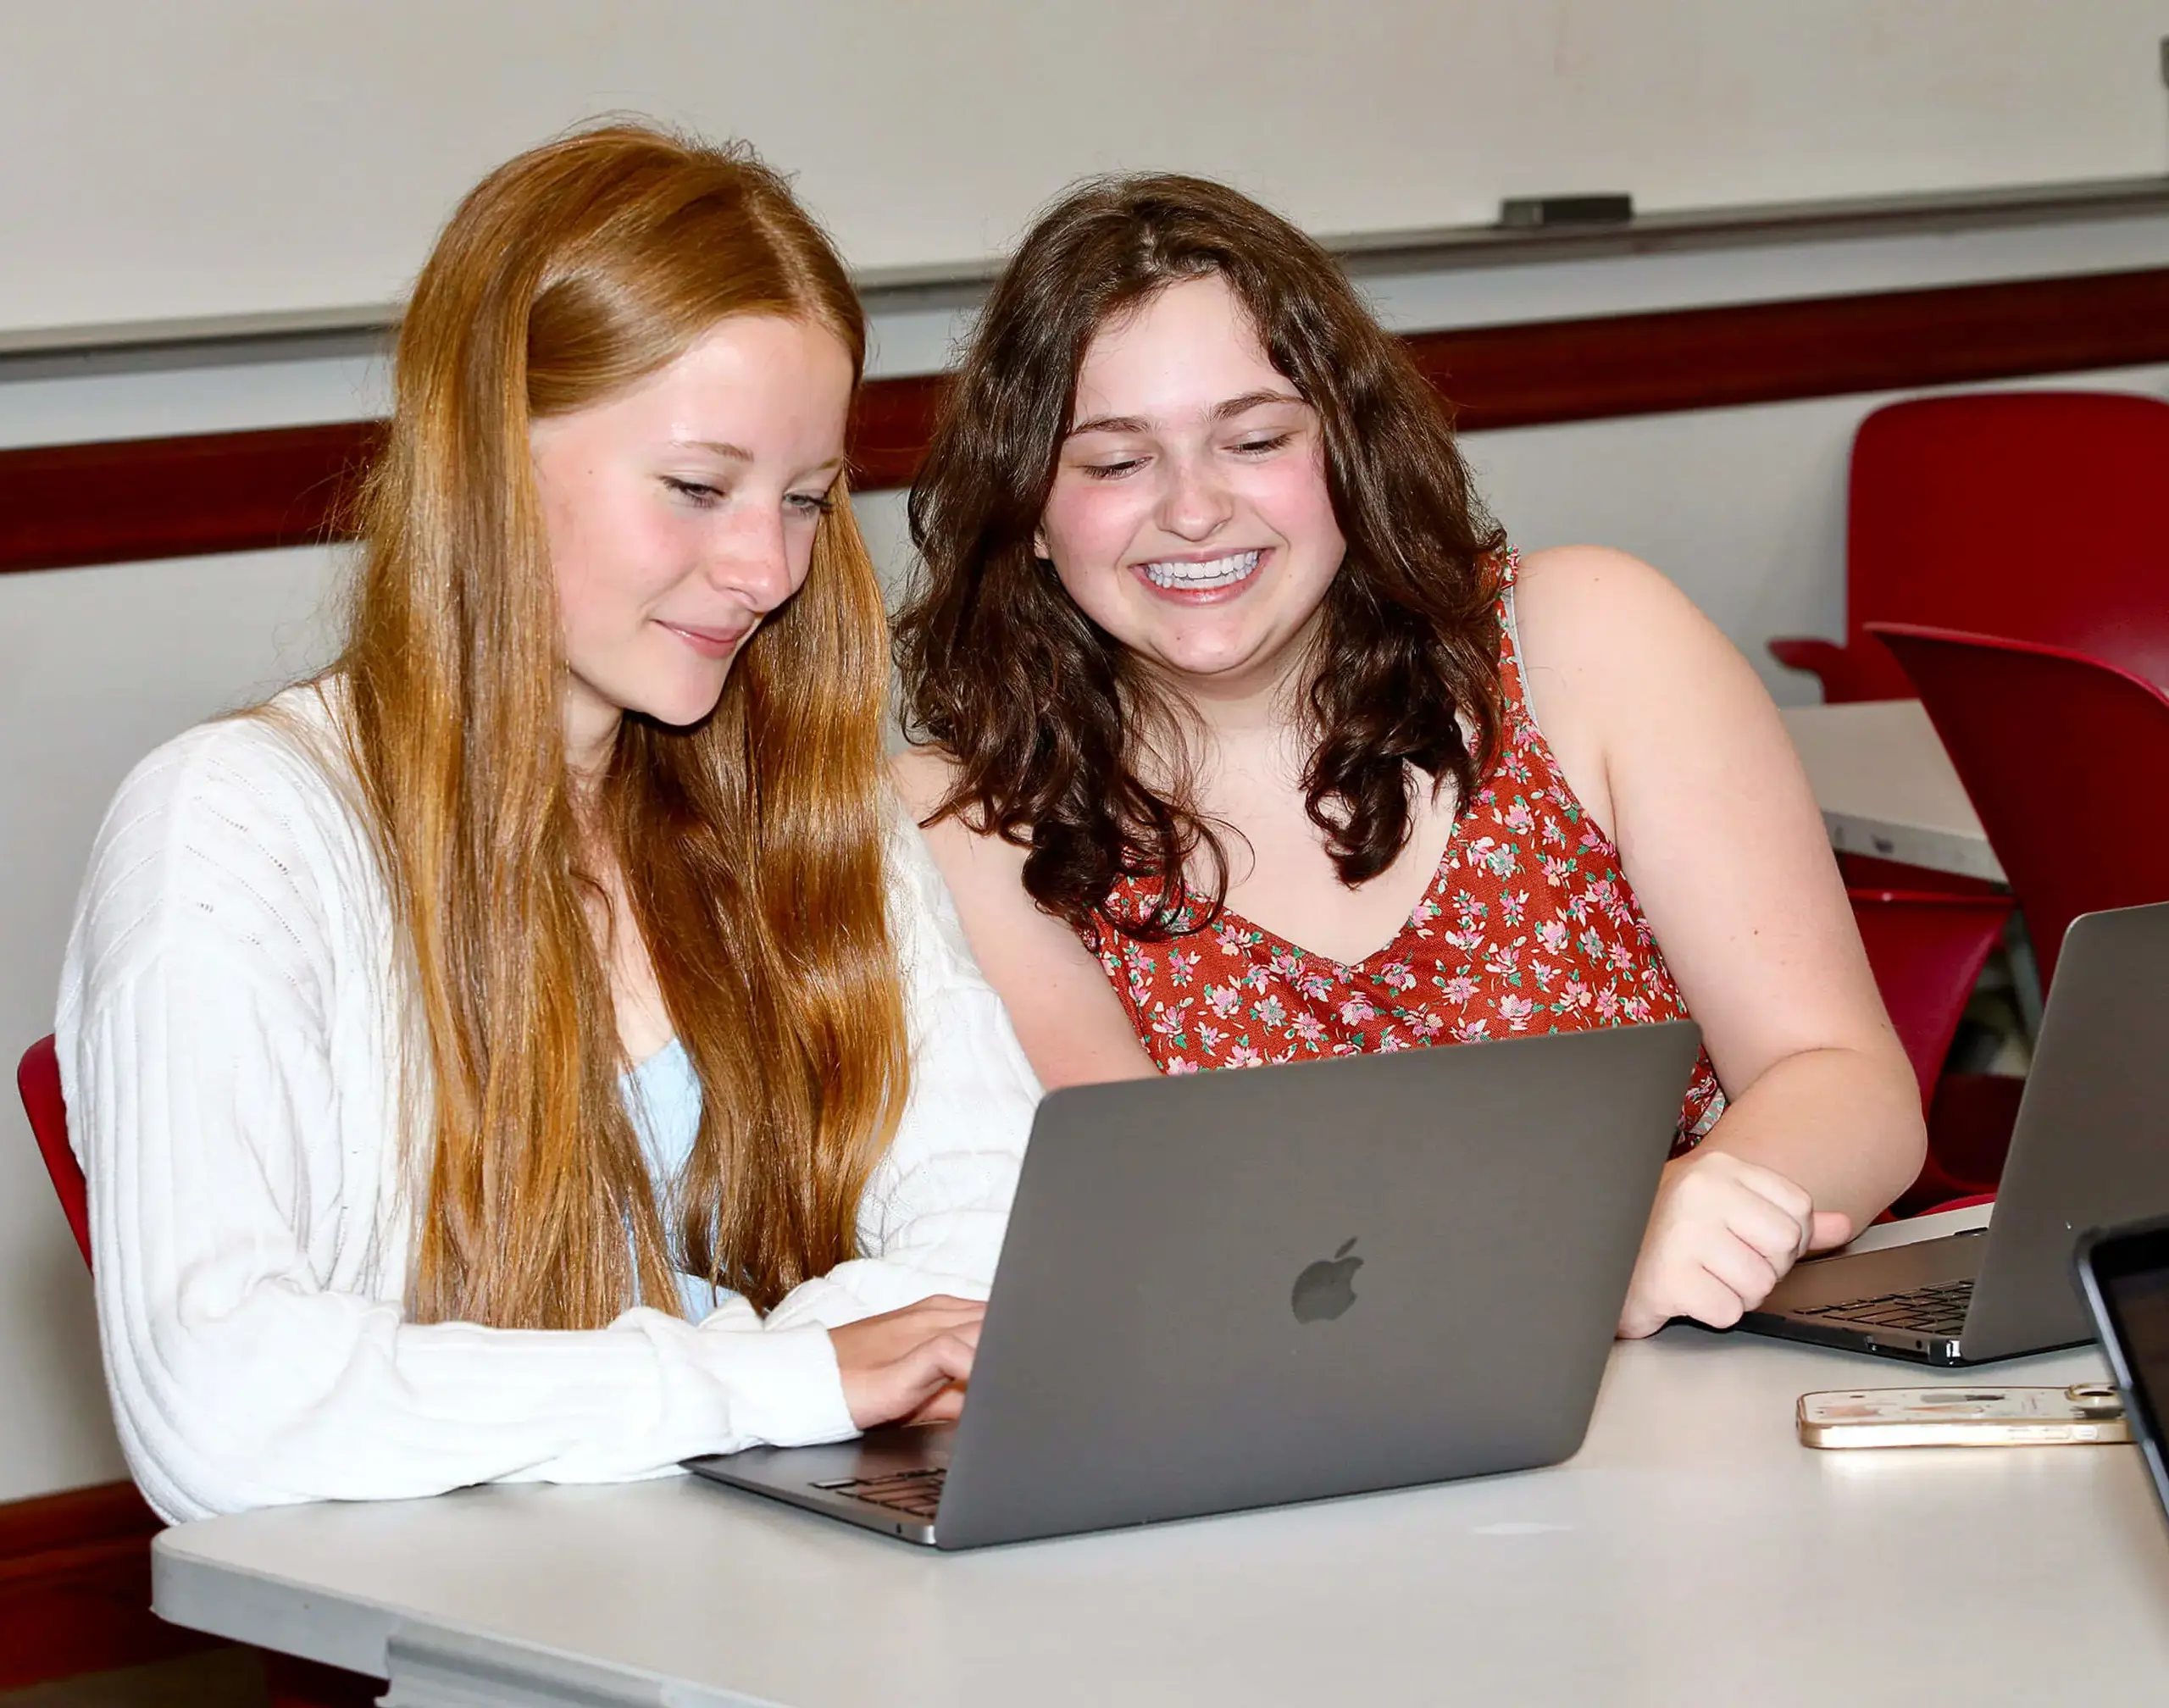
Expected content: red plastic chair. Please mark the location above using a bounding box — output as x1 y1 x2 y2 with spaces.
14 1037 380 1707
1771 391 2169 702
1844 884 2021 1213
1844 888 2012 1100
17 1035 89 1267
1870 623 2169 992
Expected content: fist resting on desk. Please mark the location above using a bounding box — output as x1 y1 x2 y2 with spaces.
1619 1150 1852 1338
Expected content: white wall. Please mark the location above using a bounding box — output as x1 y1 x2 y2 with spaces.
3 0 2168 335
6 4 2169 1503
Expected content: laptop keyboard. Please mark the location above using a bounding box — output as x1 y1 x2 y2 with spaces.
813 1467 946 1519
1792 1278 1974 1336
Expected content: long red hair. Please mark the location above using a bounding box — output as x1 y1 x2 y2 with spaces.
335 125 907 1324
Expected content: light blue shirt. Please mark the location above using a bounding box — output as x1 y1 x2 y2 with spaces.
622 1039 729 1322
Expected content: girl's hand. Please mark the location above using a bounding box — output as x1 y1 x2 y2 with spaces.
1618 1151 1852 1339
828 1295 985 1428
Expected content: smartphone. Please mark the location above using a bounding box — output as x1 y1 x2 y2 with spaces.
1798 1384 2128 1449
2074 1213 2169 1522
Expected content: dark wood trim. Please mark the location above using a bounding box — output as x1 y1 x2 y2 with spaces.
850 371 948 493
0 421 383 578
1412 266 2169 431
0 1480 381 1700
0 1480 214 1690
4 266 2167 577
0 1477 159 1560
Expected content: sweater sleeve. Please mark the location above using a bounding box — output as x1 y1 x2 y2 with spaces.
763 800 1043 1332
58 724 857 1523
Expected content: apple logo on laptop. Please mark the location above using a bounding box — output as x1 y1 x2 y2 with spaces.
1292 1239 1363 1323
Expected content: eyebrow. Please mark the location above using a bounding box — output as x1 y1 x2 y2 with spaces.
673 439 847 478
1065 389 1306 439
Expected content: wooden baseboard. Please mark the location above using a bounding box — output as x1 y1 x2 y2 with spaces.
0 1479 216 1691
0 1480 386 1702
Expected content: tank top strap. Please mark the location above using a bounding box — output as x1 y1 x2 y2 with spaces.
1483 546 1535 722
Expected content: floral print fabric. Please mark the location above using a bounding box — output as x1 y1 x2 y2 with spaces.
1085 550 1727 1151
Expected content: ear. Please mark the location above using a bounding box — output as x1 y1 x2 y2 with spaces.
1031 524 1051 562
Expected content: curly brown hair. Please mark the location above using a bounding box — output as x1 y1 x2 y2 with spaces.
895 172 1506 941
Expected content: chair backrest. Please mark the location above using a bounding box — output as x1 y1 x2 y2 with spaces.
1845 886 2013 1102
1869 622 2169 990
1830 392 2169 702
16 1035 89 1267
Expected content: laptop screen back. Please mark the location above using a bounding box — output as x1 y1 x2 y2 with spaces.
1964 902 2169 1361
2091 1229 2169 1524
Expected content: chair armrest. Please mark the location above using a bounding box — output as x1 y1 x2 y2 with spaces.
1767 635 1847 685
1768 636 1917 703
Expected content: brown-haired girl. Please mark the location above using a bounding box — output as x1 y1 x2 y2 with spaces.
896 174 1922 1339
58 125 1036 1522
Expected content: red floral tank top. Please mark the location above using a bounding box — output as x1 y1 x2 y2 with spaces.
1084 551 1726 1150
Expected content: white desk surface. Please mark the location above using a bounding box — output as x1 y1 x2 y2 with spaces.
1778 699 2005 883
154 1323 2169 1706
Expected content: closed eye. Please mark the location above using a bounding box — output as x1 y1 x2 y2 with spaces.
1233 433 1294 456
663 477 724 507
1080 458 1146 480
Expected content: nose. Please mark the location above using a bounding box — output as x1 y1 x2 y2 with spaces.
1156 446 1234 542
707 506 797 614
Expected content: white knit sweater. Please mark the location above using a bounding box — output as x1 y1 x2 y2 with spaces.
55 685 1041 1522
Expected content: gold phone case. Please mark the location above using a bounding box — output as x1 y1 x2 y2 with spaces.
1798 1384 2130 1449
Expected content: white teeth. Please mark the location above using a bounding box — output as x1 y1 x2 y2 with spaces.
1140 549 1261 590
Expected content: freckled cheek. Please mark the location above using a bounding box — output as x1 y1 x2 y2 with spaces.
556 508 698 649
547 524 607 647
785 530 822 598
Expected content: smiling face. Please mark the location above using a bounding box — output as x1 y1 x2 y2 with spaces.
530 313 855 769
1035 274 1346 705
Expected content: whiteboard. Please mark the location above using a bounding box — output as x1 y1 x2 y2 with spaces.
3 0 2167 336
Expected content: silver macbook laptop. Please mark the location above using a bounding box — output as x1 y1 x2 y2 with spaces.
686 1019 1703 1549
1741 901 2169 1367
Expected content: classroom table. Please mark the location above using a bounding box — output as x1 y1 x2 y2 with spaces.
1778 699 2005 883
153 1315 2169 1705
